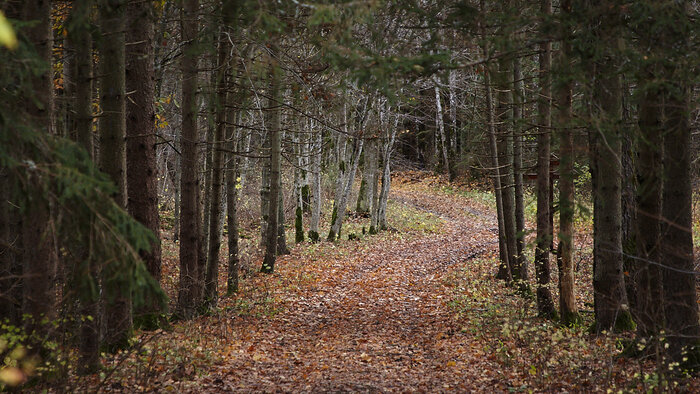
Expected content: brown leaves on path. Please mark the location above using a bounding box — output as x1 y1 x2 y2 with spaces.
185 173 503 392
84 171 699 392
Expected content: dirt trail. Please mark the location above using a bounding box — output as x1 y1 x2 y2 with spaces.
197 180 504 392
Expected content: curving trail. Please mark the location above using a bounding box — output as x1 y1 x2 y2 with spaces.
196 177 505 392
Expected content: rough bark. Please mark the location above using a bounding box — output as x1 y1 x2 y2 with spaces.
67 0 99 372
99 0 132 350
634 82 663 338
657 2 699 360
19 0 55 341
511 47 526 281
661 83 700 365
587 0 630 332
126 0 163 326
177 0 201 319
226 106 240 295
261 46 281 273
496 55 519 283
534 0 556 318
555 0 579 325
204 24 231 308
484 58 511 282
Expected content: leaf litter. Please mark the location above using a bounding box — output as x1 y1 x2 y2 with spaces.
69 171 699 393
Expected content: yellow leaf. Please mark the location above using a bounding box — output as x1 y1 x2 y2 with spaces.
0 11 18 50
0 367 24 386
446 361 456 367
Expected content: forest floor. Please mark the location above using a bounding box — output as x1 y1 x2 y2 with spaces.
70 171 699 393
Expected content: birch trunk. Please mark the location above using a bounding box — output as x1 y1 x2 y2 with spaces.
309 119 322 241
328 138 363 241
434 82 449 177
375 117 399 231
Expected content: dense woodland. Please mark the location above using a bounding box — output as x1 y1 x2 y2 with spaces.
1 0 699 391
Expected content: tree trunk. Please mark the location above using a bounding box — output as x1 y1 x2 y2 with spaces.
661 83 700 365
658 2 699 359
634 80 663 338
328 138 363 241
434 81 449 177
512 47 526 281
99 0 132 350
225 145 240 294
496 55 519 283
277 184 290 255
534 0 556 318
309 118 322 241
260 130 271 245
587 0 631 332
126 0 163 327
620 76 638 322
177 0 201 319
448 69 457 179
484 58 511 282
261 45 281 273
226 102 241 295
204 23 231 308
67 0 99 372
20 0 55 346
375 116 399 231
554 0 579 325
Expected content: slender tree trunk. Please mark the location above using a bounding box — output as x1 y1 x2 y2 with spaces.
277 184 290 255
484 59 511 282
309 119 322 241
375 116 399 231
434 81 450 177
204 23 231 308
261 45 281 273
512 47 526 281
177 0 201 319
328 138 364 240
226 100 241 294
126 0 163 327
448 69 457 179
99 0 133 350
225 143 240 294
555 0 579 325
619 77 638 319
260 131 271 245
534 0 556 318
496 55 519 282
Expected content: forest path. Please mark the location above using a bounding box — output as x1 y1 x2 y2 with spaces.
197 174 505 392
